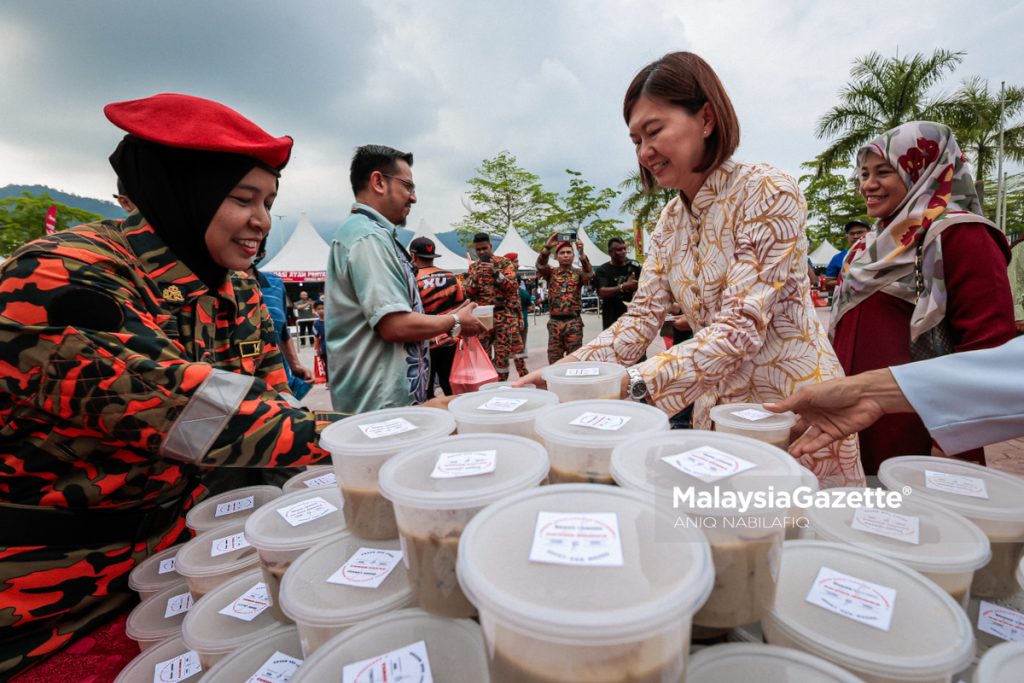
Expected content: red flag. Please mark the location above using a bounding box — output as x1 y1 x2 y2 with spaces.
44 205 57 236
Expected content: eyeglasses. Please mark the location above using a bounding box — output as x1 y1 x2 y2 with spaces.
381 173 416 194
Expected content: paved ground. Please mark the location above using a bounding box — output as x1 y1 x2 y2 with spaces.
294 309 1024 473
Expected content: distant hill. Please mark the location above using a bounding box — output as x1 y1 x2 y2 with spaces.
0 184 123 220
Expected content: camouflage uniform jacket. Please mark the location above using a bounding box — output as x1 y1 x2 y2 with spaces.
465 256 520 309
545 266 584 316
0 215 332 675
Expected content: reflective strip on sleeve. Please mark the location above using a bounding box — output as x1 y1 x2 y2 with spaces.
159 369 255 464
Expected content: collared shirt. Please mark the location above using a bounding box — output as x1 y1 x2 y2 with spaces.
825 249 848 279
326 203 428 414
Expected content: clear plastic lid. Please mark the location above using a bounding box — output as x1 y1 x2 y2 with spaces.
128 543 184 594
318 406 456 457
185 485 283 533
456 484 713 642
805 487 991 574
243 488 348 553
448 388 559 424
541 361 626 384
480 380 536 390
1018 554 1024 593
879 457 1024 527
125 579 194 643
709 402 796 432
278 535 414 627
688 643 865 683
764 540 974 680
113 636 201 683
379 434 549 510
973 641 1024 683
289 608 488 683
282 465 336 493
610 430 803 515
180 568 290 656
200 625 303 683
534 399 669 447
174 519 259 579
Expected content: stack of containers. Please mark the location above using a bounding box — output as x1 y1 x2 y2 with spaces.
535 399 669 484
282 465 336 493
318 406 456 539
480 380 535 390
200 625 304 683
787 466 819 540
973 641 1024 683
687 643 865 683
447 387 559 442
541 361 626 401
710 402 797 450
125 579 195 650
611 430 802 631
174 518 260 600
113 636 202 683
184 485 282 534
457 484 713 682
128 543 185 601
378 433 549 617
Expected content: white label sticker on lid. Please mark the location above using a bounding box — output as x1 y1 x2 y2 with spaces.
244 650 303 683
358 417 417 439
158 557 177 575
805 566 896 631
275 496 338 527
210 532 250 557
924 470 989 499
662 446 758 483
731 408 774 421
978 601 1024 642
217 581 272 622
303 472 336 488
153 650 202 683
342 639 433 683
565 367 600 377
327 547 404 589
431 450 497 478
568 412 631 431
529 512 624 567
851 508 920 545
163 591 193 618
477 396 528 412
214 495 255 518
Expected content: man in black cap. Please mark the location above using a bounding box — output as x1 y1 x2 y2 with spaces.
411 236 466 395
824 219 871 292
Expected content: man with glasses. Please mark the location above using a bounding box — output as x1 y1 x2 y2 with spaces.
326 145 484 413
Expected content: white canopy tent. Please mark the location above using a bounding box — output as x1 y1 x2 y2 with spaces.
493 225 541 270
262 211 331 282
808 240 841 267
412 219 468 272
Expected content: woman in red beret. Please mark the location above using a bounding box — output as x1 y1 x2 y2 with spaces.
0 94 333 677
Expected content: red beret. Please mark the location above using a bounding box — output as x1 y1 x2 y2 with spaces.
104 93 293 170
556 241 573 252
504 252 518 260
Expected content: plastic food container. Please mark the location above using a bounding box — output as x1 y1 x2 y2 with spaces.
319 406 456 539
973 641 1024 683
125 579 195 650
174 518 260 601
879 456 1024 598
185 485 282 533
180 568 290 669
541 361 626 402
611 430 802 629
763 540 974 683
289 608 489 683
278 534 415 656
710 403 797 450
535 399 669 484
787 467 819 540
114 635 203 683
379 434 549 617
727 623 765 644
457 483 713 682
448 388 559 442
473 304 494 329
129 543 184 601
1018 554 1024 592
804 487 991 607
480 380 536 390
244 487 349 621
282 465 337 493
687 643 866 683
200 625 304 683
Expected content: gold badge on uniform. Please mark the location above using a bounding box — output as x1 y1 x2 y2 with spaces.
162 285 185 303
238 340 261 358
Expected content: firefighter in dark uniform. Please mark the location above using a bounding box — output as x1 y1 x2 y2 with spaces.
0 94 338 677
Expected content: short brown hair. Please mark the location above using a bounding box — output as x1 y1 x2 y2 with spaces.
623 52 740 192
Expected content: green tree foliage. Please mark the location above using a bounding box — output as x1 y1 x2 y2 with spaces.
0 192 103 257
454 151 557 247
618 169 675 234
946 77 1024 192
984 171 1024 241
544 169 623 254
799 160 869 249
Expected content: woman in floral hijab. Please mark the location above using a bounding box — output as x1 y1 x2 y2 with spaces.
830 121 1014 473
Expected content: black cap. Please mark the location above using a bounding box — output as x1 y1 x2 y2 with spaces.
844 219 870 232
409 236 439 258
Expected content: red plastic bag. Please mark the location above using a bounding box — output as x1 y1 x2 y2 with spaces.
449 337 498 394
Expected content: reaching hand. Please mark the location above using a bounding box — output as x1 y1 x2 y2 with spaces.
575 238 584 254
454 301 485 337
545 233 560 250
623 273 639 293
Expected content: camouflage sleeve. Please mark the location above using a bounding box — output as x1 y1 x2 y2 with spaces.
464 264 479 299
498 259 519 296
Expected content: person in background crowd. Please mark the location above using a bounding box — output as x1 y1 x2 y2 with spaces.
465 232 523 380
829 121 1015 474
411 236 466 395
313 299 328 380
325 145 483 414
593 236 642 330
536 233 593 363
823 219 870 292
294 290 315 346
518 51 863 487
504 252 532 376
1009 236 1024 334
0 93 339 678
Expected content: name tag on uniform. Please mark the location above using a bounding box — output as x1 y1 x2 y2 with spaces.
238 340 261 358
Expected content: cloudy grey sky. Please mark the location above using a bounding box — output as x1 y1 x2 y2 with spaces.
2 0 1021 249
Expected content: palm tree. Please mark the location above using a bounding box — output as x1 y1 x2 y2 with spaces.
946 77 1024 191
618 170 676 233
815 49 964 175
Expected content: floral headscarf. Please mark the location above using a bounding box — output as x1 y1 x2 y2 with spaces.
830 121 994 341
